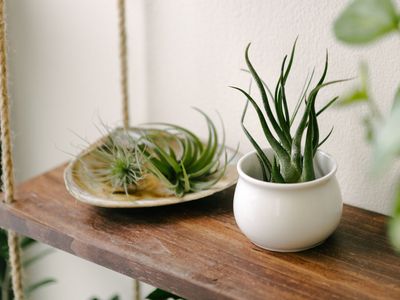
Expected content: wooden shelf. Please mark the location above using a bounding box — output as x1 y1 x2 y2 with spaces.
0 165 399 299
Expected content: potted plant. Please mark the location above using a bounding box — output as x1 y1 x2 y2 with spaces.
231 40 347 252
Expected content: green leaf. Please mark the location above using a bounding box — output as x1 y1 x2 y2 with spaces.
338 88 368 106
388 184 400 251
25 278 57 295
338 63 368 107
392 85 400 111
146 288 184 300
290 69 315 126
317 96 339 117
301 106 316 182
231 86 290 163
362 115 375 142
245 43 291 151
372 101 400 172
23 248 54 268
271 157 285 183
20 237 37 249
334 0 399 44
318 127 334 148
241 100 272 176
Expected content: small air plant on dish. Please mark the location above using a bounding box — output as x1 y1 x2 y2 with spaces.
78 109 230 197
80 130 145 194
142 109 228 197
231 40 348 183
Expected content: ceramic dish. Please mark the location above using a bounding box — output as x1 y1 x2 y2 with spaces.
64 129 239 208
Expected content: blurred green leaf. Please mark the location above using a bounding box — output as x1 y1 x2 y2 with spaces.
20 237 37 250
388 184 400 251
23 248 54 268
389 217 400 252
146 288 184 300
338 88 368 106
392 86 400 110
334 0 399 44
25 278 56 295
362 116 375 142
338 63 369 106
372 100 400 172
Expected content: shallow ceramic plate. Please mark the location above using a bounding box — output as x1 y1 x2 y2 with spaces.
64 129 239 208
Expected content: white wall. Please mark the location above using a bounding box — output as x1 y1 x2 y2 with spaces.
5 0 400 299
144 0 400 215
7 0 148 299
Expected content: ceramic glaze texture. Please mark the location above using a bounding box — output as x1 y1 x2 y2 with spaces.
234 149 343 252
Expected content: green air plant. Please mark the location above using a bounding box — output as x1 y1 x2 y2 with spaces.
231 40 346 183
81 131 145 194
79 109 229 198
141 109 228 197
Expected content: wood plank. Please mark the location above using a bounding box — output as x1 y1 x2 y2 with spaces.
0 165 399 299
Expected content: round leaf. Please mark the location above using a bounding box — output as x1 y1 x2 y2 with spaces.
334 0 399 44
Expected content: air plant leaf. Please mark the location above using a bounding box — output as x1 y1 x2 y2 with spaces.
318 127 334 148
143 109 230 196
230 86 290 163
83 133 145 195
271 157 285 183
290 69 315 126
234 40 345 183
245 43 292 151
334 0 399 44
241 100 272 179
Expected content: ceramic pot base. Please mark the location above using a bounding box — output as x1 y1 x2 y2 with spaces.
252 239 326 253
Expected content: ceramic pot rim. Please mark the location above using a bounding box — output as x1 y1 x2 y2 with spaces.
237 149 338 190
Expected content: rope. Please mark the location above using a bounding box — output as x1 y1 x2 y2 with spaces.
0 0 24 299
117 0 130 129
117 1 139 299
7 232 24 300
134 279 141 300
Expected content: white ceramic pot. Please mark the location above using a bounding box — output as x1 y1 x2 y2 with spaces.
233 149 343 252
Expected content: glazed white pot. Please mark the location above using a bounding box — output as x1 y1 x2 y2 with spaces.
234 149 343 252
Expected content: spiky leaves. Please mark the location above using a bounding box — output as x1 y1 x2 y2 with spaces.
79 110 230 197
82 132 144 194
233 41 345 183
143 109 229 197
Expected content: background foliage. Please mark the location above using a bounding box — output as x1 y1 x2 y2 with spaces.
334 0 400 250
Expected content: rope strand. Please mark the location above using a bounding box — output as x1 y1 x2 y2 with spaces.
7 232 24 300
0 0 14 204
117 0 130 129
117 1 139 299
0 0 24 299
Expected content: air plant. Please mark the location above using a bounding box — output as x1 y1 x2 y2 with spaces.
231 40 347 183
141 109 228 197
79 109 229 197
81 131 145 194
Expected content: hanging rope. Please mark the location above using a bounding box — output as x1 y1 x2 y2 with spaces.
117 0 130 129
0 0 24 299
117 1 140 299
133 279 141 300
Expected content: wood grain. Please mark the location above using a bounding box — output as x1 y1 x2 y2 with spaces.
0 165 399 299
